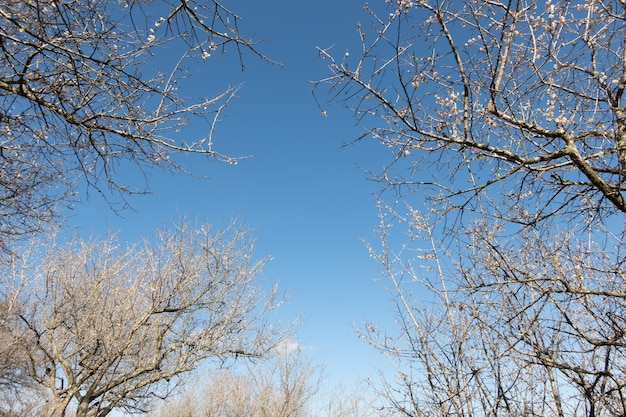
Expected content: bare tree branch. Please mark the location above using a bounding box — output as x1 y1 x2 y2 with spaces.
1 221 285 417
316 1 626 416
0 0 270 253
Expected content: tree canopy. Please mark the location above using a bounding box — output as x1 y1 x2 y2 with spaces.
1 222 282 417
316 0 626 415
0 0 264 252
318 0 626 223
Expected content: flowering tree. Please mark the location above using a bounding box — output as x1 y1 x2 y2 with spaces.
151 343 320 417
0 0 267 253
1 221 282 417
317 0 626 415
319 0 626 220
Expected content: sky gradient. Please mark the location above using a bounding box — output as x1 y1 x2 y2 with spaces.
65 0 399 390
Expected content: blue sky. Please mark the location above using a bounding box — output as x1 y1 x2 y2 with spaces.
66 0 399 390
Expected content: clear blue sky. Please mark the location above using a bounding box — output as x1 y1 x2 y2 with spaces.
66 0 399 390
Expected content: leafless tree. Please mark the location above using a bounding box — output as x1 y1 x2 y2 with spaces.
364 207 625 416
316 0 626 416
151 341 320 417
0 288 45 417
1 221 283 417
245 343 320 417
0 0 268 253
320 380 384 417
317 0 625 222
